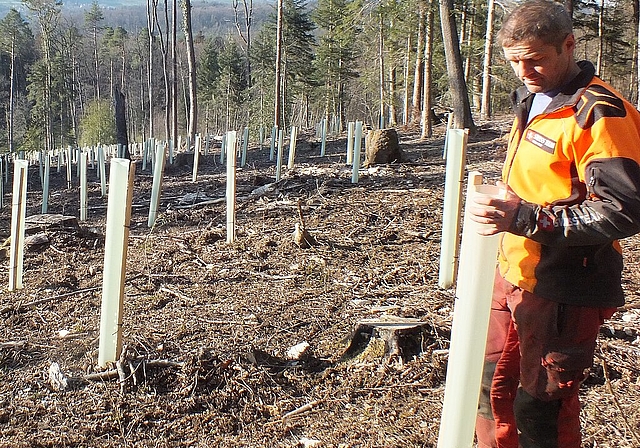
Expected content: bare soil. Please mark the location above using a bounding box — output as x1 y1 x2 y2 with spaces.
1 121 639 448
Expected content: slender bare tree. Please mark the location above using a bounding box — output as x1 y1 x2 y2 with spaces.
171 0 178 152
181 0 197 141
480 0 496 120
274 0 283 128
439 0 475 131
233 0 253 87
596 0 605 76
411 0 426 124
421 0 435 139
147 0 157 137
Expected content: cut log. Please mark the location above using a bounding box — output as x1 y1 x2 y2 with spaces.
24 214 79 233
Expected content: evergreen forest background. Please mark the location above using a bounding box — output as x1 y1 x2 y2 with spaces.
0 0 637 155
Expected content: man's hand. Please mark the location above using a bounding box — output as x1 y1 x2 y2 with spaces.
468 182 522 235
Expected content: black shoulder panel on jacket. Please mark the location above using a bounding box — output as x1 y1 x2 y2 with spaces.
574 85 626 130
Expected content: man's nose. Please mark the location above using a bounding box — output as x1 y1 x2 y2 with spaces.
515 60 534 77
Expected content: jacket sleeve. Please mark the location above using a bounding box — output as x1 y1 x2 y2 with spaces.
509 157 640 246
508 90 640 246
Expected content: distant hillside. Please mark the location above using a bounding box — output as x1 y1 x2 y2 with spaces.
0 0 273 36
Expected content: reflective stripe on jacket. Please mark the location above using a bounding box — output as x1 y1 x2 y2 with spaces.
500 61 640 307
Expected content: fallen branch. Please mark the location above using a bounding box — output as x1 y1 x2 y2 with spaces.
172 197 226 209
282 399 323 420
0 286 102 315
83 359 185 383
160 286 193 302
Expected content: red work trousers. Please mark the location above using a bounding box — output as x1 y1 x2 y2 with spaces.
475 270 616 448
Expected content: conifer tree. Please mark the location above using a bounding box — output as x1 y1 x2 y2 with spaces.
0 8 35 153
313 0 362 129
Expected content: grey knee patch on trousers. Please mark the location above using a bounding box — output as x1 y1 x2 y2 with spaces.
514 387 560 448
478 361 497 420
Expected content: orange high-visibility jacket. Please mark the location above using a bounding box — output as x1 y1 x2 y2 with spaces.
501 61 640 307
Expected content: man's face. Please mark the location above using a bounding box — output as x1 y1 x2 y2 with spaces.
503 34 575 94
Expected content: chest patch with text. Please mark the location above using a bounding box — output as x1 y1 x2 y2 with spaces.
524 130 556 154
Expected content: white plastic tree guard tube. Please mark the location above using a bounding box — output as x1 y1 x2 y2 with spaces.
142 139 149 171
351 120 363 184
320 118 328 156
241 126 249 167
220 133 227 164
66 146 73 188
270 125 277 161
192 133 201 182
442 112 455 160
148 143 167 228
259 125 264 151
76 148 81 177
42 152 51 214
276 129 284 182
38 151 44 186
287 126 298 169
437 171 502 448
98 146 107 197
149 138 157 171
226 131 238 244
438 128 469 289
9 160 29 291
98 158 135 368
80 151 88 221
346 121 355 165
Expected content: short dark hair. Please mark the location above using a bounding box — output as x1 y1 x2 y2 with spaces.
498 0 572 52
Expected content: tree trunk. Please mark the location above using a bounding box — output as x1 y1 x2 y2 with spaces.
93 26 100 99
411 0 426 124
8 36 15 154
480 0 495 120
564 0 573 17
421 0 435 139
182 0 198 141
274 0 283 128
389 64 397 127
439 0 475 132
378 11 385 129
597 0 604 76
233 0 253 87
147 0 156 137
461 0 473 83
156 0 171 142
403 35 411 126
114 86 131 159
171 0 178 154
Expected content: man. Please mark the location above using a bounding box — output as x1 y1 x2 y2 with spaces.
468 1 640 447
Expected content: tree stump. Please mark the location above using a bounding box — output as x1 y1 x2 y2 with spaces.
174 152 195 167
364 128 403 166
341 316 434 362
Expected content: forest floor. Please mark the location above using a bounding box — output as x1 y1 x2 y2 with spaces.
0 119 639 447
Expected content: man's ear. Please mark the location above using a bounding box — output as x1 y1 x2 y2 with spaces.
564 33 576 54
